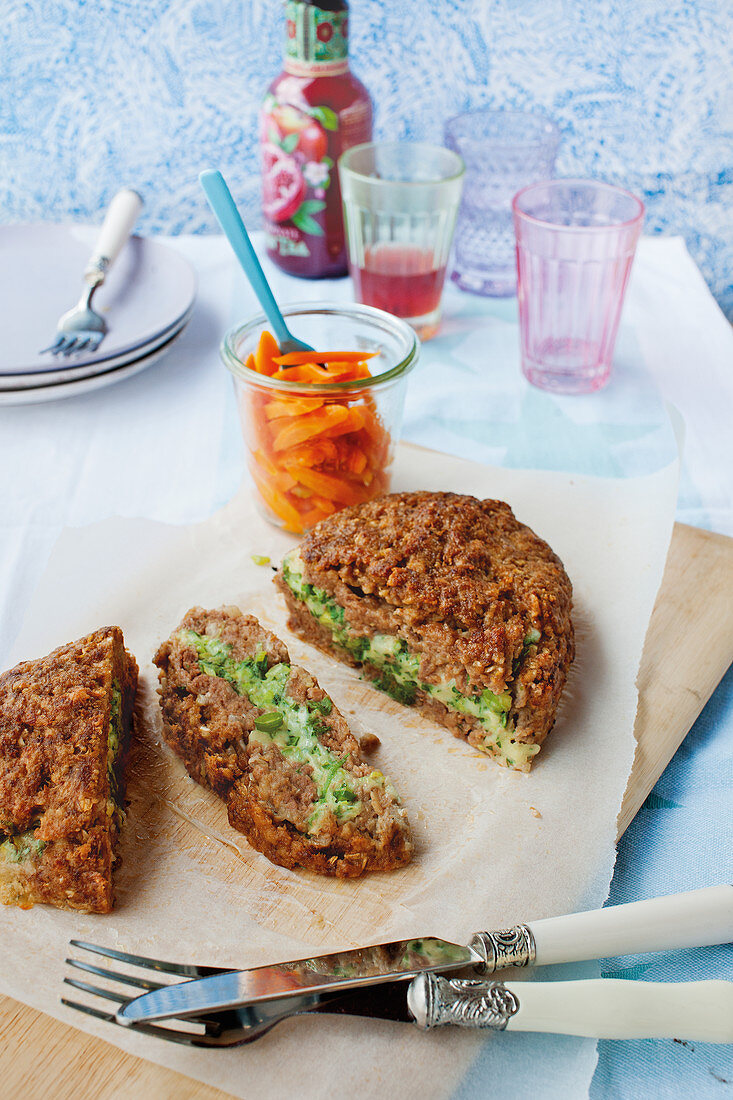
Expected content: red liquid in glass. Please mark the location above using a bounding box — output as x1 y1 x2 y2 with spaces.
352 244 446 318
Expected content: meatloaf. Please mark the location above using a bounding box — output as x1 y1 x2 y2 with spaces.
0 627 138 913
153 607 412 877
275 491 574 772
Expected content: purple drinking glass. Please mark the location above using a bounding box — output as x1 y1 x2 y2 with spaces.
513 179 644 394
444 110 560 297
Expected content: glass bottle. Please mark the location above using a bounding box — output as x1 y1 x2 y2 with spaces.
261 0 373 278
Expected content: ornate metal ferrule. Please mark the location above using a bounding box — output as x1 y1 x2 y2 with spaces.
408 973 520 1031
469 925 536 974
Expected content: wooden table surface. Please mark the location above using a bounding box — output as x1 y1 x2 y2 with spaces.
2 521 732 1100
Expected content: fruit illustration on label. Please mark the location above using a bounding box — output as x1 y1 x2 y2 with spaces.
296 121 328 162
262 141 284 175
270 103 306 137
263 154 307 223
262 95 338 244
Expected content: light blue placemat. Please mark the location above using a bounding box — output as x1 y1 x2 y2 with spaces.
402 291 679 482
595 664 733 1099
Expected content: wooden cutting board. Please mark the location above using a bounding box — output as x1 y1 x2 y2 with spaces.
2 521 732 1100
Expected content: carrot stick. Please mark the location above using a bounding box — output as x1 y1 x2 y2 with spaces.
315 364 364 382
263 396 325 420
350 361 374 380
283 463 367 505
310 495 338 515
245 395 275 453
271 404 349 452
270 362 336 383
254 330 280 375
284 438 340 467
320 405 367 439
250 468 303 532
273 351 378 366
251 449 297 493
345 445 368 476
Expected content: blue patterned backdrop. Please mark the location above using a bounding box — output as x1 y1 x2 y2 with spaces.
2 0 731 317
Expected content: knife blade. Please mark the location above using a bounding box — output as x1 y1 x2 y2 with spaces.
116 936 479 1025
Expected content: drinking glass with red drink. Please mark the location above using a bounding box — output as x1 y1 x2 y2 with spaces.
339 143 464 339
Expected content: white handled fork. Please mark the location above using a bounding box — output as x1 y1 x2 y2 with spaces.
41 188 143 356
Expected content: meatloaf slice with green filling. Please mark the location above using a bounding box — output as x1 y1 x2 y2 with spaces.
0 627 138 913
275 491 574 772
153 607 413 878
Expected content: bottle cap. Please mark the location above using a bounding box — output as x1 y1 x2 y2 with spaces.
284 0 349 75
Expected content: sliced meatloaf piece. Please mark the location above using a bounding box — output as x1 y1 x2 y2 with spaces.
0 627 138 913
274 491 574 772
153 607 413 878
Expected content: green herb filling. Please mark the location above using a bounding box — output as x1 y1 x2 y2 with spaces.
106 682 127 829
179 629 395 832
281 550 541 769
0 826 46 865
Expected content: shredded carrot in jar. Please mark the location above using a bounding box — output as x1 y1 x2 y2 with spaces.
240 332 392 533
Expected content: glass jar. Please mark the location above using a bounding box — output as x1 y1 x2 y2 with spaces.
221 303 419 533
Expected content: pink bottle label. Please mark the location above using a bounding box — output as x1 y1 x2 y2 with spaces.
261 95 339 260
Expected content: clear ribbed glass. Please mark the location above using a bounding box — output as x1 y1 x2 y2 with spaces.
339 142 464 339
513 179 644 394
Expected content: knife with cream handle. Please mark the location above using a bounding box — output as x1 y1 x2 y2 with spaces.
115 884 733 1026
476 882 733 971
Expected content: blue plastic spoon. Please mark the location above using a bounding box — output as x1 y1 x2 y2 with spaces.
199 169 314 355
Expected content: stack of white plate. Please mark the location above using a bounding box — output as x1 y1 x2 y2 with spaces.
0 225 197 406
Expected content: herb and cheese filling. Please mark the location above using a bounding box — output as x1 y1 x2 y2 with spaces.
0 825 46 865
179 629 397 833
106 682 125 829
281 550 540 770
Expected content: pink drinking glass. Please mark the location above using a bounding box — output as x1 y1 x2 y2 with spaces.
513 179 644 394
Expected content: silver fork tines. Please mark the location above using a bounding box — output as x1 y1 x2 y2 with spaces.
62 940 299 1047
60 996 219 1047
40 286 107 357
65 956 167 992
64 975 134 1004
39 332 103 357
68 938 230 978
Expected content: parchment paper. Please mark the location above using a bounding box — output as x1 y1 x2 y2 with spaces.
0 443 678 1099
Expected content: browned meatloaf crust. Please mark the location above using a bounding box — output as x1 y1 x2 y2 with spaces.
0 627 138 913
153 607 412 878
275 491 574 771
